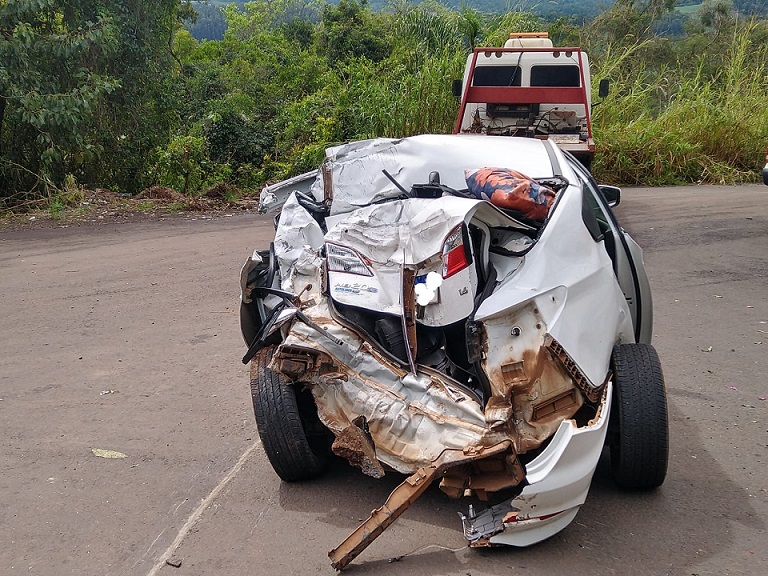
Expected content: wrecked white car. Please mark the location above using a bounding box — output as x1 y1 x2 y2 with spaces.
239 134 668 570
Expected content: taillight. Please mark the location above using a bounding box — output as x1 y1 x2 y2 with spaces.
442 225 472 279
326 243 374 276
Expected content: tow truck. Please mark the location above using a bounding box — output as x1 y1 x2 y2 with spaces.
453 32 608 171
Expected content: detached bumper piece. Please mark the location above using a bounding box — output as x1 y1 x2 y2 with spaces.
328 466 439 571
460 383 612 548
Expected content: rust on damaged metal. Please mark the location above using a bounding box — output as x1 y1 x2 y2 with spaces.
545 334 605 403
331 417 385 479
267 300 604 569
328 441 514 571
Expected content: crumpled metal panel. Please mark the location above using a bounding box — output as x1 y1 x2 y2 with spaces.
269 135 632 469
481 302 582 453
475 175 634 386
277 304 505 473
325 195 532 266
258 170 317 213
273 192 325 294
307 134 555 216
324 196 533 325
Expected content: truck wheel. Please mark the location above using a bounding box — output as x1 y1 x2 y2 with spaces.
608 343 669 489
250 346 328 482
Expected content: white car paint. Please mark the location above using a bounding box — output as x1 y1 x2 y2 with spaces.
243 134 649 552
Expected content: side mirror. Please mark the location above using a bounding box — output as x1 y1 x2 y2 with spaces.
599 184 621 207
452 79 463 99
598 78 610 99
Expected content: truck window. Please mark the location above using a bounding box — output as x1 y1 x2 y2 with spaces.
473 66 522 87
530 65 581 87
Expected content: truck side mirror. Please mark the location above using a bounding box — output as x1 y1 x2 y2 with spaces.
598 79 610 99
452 79 463 99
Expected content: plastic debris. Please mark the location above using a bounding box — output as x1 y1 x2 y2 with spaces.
91 448 127 459
702 346 713 352
166 558 183 568
100 390 117 395
729 386 738 391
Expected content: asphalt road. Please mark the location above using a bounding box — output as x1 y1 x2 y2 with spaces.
1 185 766 576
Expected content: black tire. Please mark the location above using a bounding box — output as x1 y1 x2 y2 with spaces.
608 343 669 489
250 346 328 482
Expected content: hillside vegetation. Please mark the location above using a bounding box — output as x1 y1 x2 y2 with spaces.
1 0 767 209
186 0 768 39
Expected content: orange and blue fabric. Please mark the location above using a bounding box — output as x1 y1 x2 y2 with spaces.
465 167 555 221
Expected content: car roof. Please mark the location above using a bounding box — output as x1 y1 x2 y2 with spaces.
318 134 559 214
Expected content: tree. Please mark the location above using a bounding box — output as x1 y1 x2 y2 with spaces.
80 1 191 194
0 0 119 200
0 0 191 202
318 0 390 68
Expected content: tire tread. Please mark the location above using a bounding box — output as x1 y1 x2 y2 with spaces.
250 346 326 482
610 343 669 489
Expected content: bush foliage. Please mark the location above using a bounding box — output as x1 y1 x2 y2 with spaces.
1 0 767 205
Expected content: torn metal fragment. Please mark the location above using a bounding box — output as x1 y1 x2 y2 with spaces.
328 466 439 571
331 417 385 479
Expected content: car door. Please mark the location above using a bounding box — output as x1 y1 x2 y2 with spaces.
569 159 653 344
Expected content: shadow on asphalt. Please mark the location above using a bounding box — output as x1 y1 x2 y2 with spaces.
273 403 763 575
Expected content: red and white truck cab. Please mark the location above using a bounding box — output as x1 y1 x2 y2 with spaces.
453 32 608 171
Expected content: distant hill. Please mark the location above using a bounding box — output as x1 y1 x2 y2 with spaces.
185 0 768 41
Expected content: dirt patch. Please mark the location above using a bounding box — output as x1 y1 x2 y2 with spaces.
0 187 261 232
135 186 187 202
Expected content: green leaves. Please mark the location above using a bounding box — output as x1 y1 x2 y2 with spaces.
3 0 767 204
1 0 189 201
0 2 121 197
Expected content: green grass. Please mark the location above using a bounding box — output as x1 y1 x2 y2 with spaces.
165 201 190 212
675 4 702 14
591 25 768 185
136 201 155 212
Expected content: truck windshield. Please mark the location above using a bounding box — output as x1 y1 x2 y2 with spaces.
530 65 581 87
473 66 522 87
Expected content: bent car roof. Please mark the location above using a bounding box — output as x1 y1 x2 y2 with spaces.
310 134 558 215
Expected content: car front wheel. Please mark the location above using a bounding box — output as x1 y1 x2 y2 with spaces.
608 343 669 489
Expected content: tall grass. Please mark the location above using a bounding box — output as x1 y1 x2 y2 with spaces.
343 49 464 138
593 22 768 184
